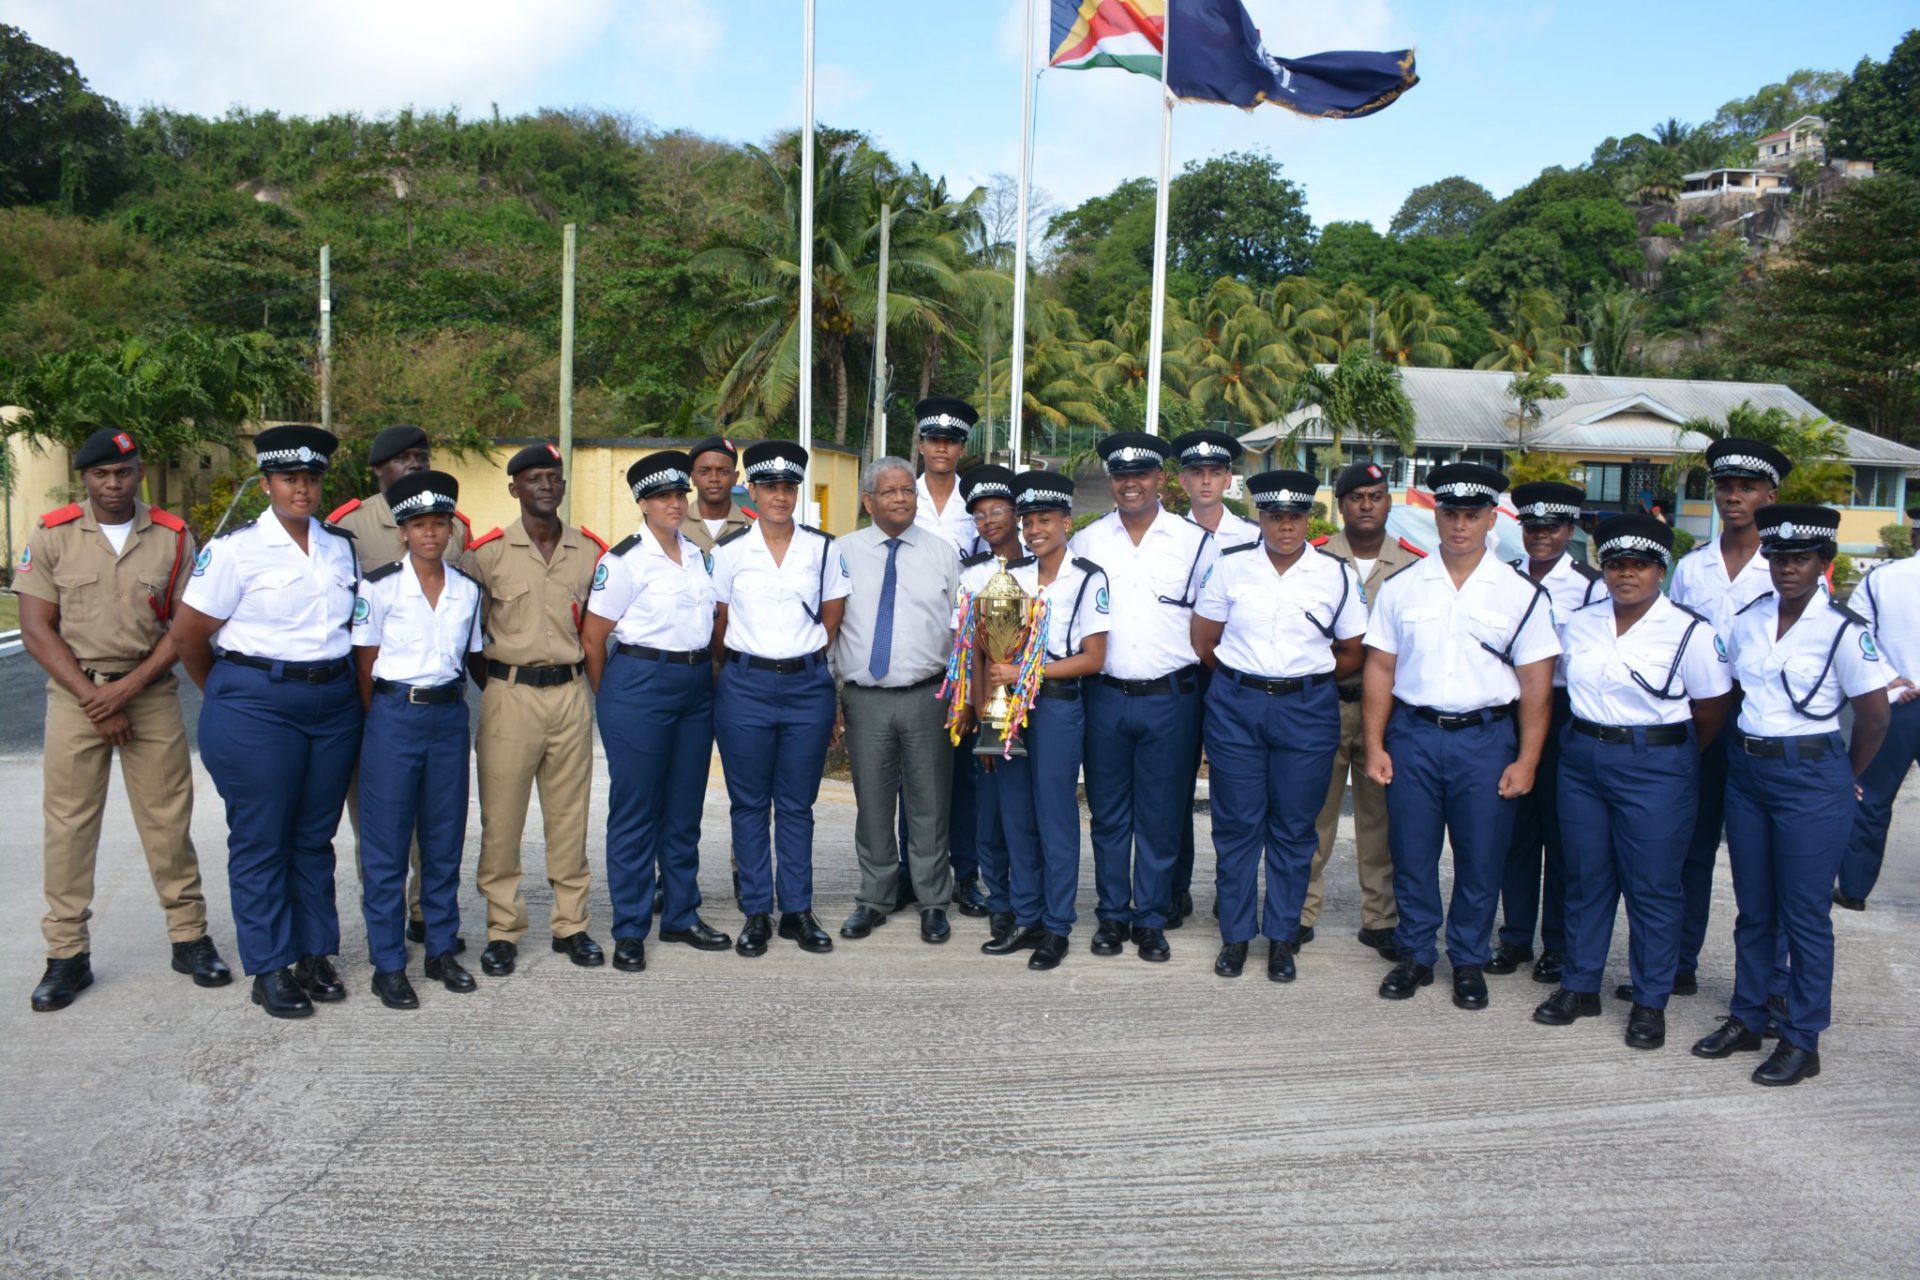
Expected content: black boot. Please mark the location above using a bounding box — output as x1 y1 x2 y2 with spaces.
31 955 93 1012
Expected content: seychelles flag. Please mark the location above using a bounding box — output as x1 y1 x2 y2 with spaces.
1049 0 1418 119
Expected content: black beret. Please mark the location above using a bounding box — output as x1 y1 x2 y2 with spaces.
1334 460 1389 499
368 423 429 467
73 427 141 471
507 442 565 477
254 424 337 474
688 436 738 466
628 450 693 501
386 470 460 522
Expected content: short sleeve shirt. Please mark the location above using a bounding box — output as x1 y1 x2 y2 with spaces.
1562 596 1731 726
1197 544 1368 678
1069 506 1218 680
352 557 484 685
181 514 357 662
712 523 850 659
1364 551 1562 712
1727 594 1886 736
587 528 717 651
15 501 195 666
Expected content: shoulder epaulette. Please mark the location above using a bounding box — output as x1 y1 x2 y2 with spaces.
1382 559 1422 584
1735 592 1775 616
449 561 481 588
39 503 82 529
212 523 246 541
579 526 609 554
1312 544 1348 563
611 532 646 556
326 497 362 523
960 550 994 569
1682 541 1712 556
1397 536 1428 558
1508 557 1525 571
467 527 505 551
364 560 403 583
801 522 833 542
1007 554 1037 569
454 509 474 539
715 526 751 548
1221 540 1260 557
1830 597 1869 628
1570 559 1601 581
1311 534 1331 547
147 506 186 533
1671 600 1710 624
1071 555 1103 576
321 521 355 539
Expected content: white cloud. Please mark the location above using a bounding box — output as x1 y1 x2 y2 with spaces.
618 0 726 81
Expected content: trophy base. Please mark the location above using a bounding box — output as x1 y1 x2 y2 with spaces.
973 720 1027 758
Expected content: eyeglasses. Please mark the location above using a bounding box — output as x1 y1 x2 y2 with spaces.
868 486 916 501
971 505 1013 523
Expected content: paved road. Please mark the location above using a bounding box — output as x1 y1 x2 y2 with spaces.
2 667 1918 1278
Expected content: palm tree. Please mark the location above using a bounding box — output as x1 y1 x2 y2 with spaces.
1278 351 1416 475
1265 277 1334 370
1504 366 1568 453
977 298 1109 453
1185 302 1290 430
1299 282 1376 360
1373 287 1459 367
1083 290 1196 398
1582 287 1646 376
1664 401 1853 504
883 169 1002 402
1474 288 1584 372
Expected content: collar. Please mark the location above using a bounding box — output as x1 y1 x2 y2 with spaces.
1423 548 1505 589
256 511 310 549
79 501 151 533
636 526 695 559
508 518 580 550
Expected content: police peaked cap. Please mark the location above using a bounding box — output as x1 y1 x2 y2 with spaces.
1247 469 1319 512
1706 438 1792 487
1424 462 1506 508
1170 429 1242 469
1510 481 1585 524
915 396 978 441
628 451 693 501
1593 513 1673 566
1756 503 1839 554
386 470 460 522
959 464 1016 510
1012 470 1074 513
741 440 809 483
254 424 337 474
1097 431 1170 475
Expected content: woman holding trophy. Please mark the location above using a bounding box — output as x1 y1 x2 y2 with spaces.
1191 469 1368 983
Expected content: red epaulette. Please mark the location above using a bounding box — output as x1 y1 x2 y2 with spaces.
467 527 505 550
1398 536 1428 558
454 509 474 539
580 526 609 554
39 503 83 528
1310 534 1331 546
148 506 187 533
326 497 363 522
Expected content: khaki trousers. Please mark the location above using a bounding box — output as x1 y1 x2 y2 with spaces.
42 675 207 957
475 675 593 942
1302 694 1398 931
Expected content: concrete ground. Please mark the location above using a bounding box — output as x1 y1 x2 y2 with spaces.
2 677 1918 1278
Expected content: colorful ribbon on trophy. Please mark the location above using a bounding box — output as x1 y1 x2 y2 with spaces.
941 588 976 746
994 596 1051 759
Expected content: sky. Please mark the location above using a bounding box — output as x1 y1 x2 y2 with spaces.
9 0 1914 230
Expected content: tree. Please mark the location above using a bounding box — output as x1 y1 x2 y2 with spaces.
1581 287 1646 376
1389 176 1495 239
0 25 129 212
1182 281 1290 429
1373 287 1459 367
1475 289 1583 372
1278 352 1416 468
1666 402 1853 505
1166 150 1312 285
1711 69 1848 139
1827 30 1920 174
1502 366 1569 453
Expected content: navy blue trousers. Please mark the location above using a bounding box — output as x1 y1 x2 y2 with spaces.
1498 688 1571 952
1083 672 1202 930
974 756 1010 914
358 688 468 973
1724 737 1852 1054
1385 708 1518 969
1841 698 1920 900
713 656 834 915
1206 675 1339 946
1556 725 1697 1005
599 654 713 940
199 660 361 976
995 686 1086 936
1172 667 1212 901
1677 733 1729 976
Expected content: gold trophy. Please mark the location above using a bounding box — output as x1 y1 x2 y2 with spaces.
971 557 1034 757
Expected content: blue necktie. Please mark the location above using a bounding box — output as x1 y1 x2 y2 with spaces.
869 537 901 681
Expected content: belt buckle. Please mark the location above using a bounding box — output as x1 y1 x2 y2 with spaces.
1741 735 1765 756
407 686 429 705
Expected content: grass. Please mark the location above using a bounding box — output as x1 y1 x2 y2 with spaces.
0 592 17 632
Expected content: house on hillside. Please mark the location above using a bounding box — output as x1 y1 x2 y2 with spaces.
1235 367 1920 553
1680 168 1791 200
1756 116 1829 168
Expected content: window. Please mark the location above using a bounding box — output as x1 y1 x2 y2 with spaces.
1852 466 1900 508
1584 463 1624 504
1683 467 1708 501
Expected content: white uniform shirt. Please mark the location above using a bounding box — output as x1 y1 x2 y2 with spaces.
711 522 850 660
183 513 358 662
588 527 716 650
1364 551 1562 712
1006 553 1112 660
1195 507 1261 550
1852 557 1920 683
915 473 976 558
1562 596 1731 726
352 557 484 685
1069 506 1218 680
1727 594 1886 736
1196 544 1368 678
1512 552 1607 687
1671 536 1789 635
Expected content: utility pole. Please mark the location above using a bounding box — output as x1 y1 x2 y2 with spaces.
870 201 890 466
318 244 332 431
558 223 576 522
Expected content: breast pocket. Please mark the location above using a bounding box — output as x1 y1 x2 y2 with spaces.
254 569 308 618
51 568 101 630
486 581 533 641
1467 607 1515 653
1780 652 1833 703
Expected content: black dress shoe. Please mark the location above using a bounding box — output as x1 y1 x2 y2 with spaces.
988 910 1016 942
1293 925 1315 947
611 938 647 972
952 878 990 918
778 910 833 953
1268 939 1297 983
551 932 605 967
252 968 315 1019
1832 888 1867 912
1625 1005 1666 1050
1484 942 1532 975
371 969 419 1009
1356 926 1399 958
31 955 93 1012
170 937 233 988
1531 949 1565 984
1532 987 1601 1025
983 925 1044 956
405 919 466 953
425 952 477 991
1134 927 1170 963
736 913 773 957
1752 1041 1821 1086
1214 941 1248 978
1379 960 1434 999
1166 890 1194 930
661 919 732 950
1090 919 1129 957
840 905 887 939
293 955 346 1002
1452 964 1489 1010
1028 932 1068 970
1691 1016 1764 1058
920 908 952 944
480 940 517 976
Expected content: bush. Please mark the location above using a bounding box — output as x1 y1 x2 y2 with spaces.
1671 526 1696 559
1650 221 1683 238
1879 523 1913 560
1308 516 1337 541
1833 552 1860 598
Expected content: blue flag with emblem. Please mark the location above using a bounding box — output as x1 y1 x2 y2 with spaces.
1168 0 1416 116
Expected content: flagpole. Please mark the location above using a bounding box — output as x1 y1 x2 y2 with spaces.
1142 7 1174 438
798 0 817 514
1008 0 1037 471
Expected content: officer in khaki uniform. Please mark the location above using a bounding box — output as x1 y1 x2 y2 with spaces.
463 442 609 976
15 427 232 1011
1301 462 1420 955
681 435 753 554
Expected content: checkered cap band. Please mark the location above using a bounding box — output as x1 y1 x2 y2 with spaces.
1015 491 1072 512
745 457 804 481
1521 501 1581 520
1760 519 1830 545
632 468 690 500
257 446 327 469
968 482 1012 501
1253 489 1314 508
389 490 457 519
1434 481 1498 500
1597 534 1671 566
1709 453 1780 485
1104 446 1163 470
1180 441 1232 463
918 413 971 435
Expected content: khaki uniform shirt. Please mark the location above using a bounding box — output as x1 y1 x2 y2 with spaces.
15 500 196 669
328 491 471 574
464 518 606 666
1314 528 1426 690
680 500 753 554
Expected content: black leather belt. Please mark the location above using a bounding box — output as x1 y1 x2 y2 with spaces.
844 671 942 692
1737 732 1835 759
1100 665 1201 696
1038 678 1081 701
726 648 825 675
373 678 465 705
1573 718 1689 746
615 643 711 665
83 669 132 683
220 652 349 683
1336 683 1362 703
1219 666 1334 696
1406 702 1513 730
486 660 583 687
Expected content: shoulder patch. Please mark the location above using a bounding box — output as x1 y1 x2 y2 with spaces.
1221 540 1261 556
715 526 752 548
1310 534 1330 547
147 506 186 533
326 497 363 523
364 560 404 582
801 522 834 542
321 521 355 540
468 527 505 550
960 550 995 568
611 532 646 557
39 503 83 529
1735 592 1775 616
352 595 370 625
191 545 212 576
1382 559 1422 585
448 561 481 588
1397 536 1428 559
579 526 609 554
1311 544 1347 563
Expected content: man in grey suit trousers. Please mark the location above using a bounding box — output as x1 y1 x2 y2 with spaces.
832 457 963 945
